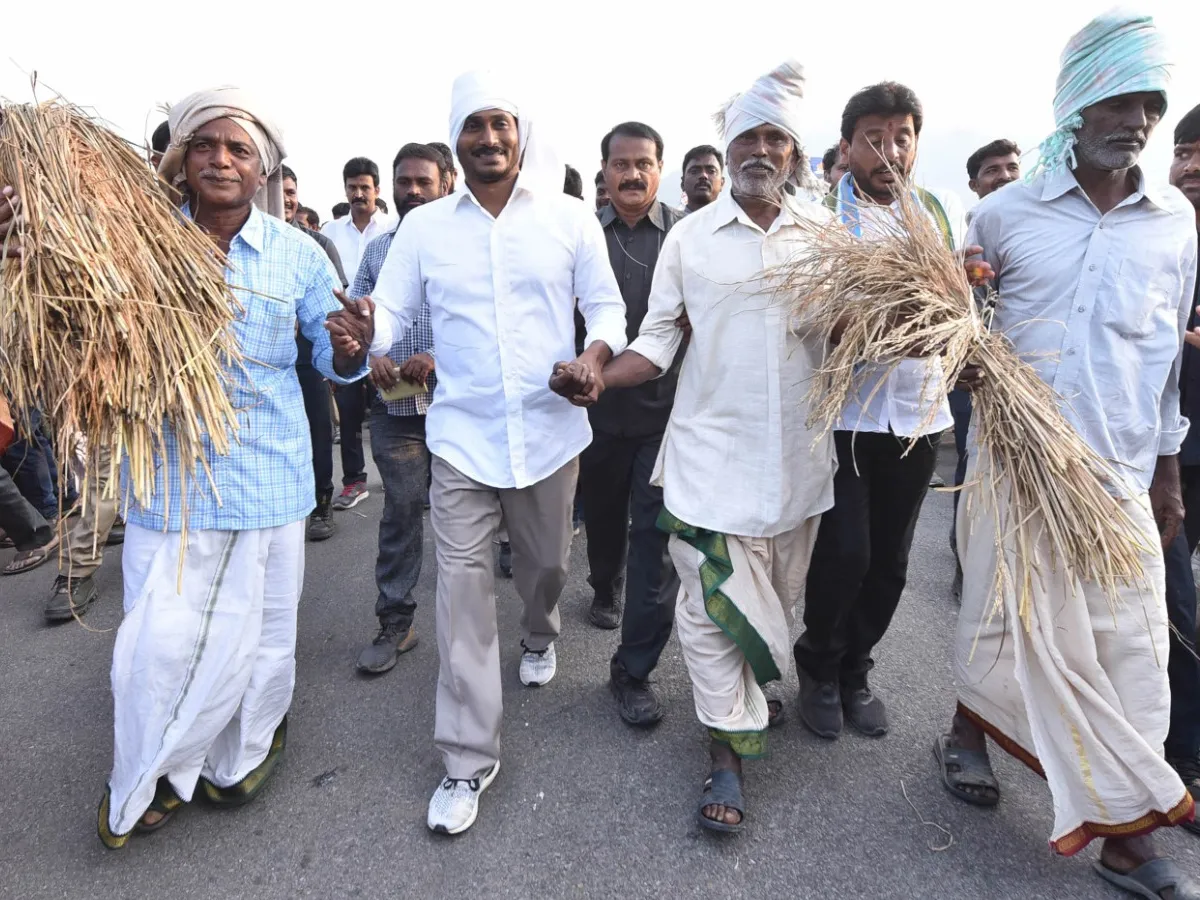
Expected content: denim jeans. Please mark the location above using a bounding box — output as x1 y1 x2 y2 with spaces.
2 407 73 518
0 464 51 551
369 411 428 628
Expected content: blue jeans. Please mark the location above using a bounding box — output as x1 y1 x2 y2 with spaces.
369 411 428 628
2 408 73 519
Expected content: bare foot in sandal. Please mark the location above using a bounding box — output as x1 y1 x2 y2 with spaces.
701 740 744 828
935 711 1000 806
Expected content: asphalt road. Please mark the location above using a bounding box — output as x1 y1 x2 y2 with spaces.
2 441 1198 900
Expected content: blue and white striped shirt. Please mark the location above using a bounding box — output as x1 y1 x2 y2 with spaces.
124 206 369 532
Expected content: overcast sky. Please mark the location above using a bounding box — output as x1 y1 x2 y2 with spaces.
4 0 1198 219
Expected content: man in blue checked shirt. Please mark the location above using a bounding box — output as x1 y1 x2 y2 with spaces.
350 143 446 675
75 88 372 850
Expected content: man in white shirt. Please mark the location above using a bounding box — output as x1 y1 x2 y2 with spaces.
331 70 626 836
794 82 964 742
935 11 1200 895
557 60 835 833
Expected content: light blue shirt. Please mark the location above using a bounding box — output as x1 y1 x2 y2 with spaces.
124 206 369 532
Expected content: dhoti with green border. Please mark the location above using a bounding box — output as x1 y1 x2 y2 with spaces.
661 509 820 758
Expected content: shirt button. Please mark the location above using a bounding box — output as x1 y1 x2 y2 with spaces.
1077 305 1085 312
1088 264 1096 271
1067 348 1077 356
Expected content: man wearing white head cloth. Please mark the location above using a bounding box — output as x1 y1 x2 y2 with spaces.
90 87 371 848
933 10 1200 895
330 70 626 835
554 60 835 833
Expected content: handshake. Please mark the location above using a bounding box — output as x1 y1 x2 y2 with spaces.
549 355 605 408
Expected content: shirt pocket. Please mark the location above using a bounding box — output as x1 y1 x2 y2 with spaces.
1104 259 1179 341
235 292 299 370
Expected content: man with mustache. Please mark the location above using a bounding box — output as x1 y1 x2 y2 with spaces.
1161 102 1200 834
322 157 392 513
582 122 683 726
556 60 834 832
349 143 446 675
794 82 966 742
328 70 626 834
680 144 724 214
936 12 1200 895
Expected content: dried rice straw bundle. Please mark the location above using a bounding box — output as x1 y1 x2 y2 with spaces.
771 189 1151 627
0 100 242 550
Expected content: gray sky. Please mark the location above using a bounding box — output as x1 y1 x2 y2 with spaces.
5 0 1198 219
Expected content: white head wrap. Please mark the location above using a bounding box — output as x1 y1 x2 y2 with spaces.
1029 7 1171 180
715 60 823 199
158 86 288 219
448 69 562 195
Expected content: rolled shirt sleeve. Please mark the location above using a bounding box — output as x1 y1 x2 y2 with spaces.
367 221 423 357
298 245 369 384
627 228 685 374
1159 238 1199 456
573 210 628 355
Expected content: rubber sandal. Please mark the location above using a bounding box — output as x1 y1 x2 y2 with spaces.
1094 858 1200 899
134 777 185 834
933 732 999 807
96 786 131 850
200 717 288 808
698 768 745 834
2 534 59 575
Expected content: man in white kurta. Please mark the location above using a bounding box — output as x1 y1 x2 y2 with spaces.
556 60 835 832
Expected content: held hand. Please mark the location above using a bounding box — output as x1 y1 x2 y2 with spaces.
961 245 994 287
549 360 603 407
325 312 363 357
1150 463 1185 549
675 311 692 339
399 351 435 386
326 290 375 355
368 354 399 391
0 186 22 259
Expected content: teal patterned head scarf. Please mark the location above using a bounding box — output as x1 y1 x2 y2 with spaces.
1028 7 1171 180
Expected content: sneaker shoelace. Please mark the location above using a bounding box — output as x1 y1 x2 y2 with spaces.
374 623 403 646
441 775 481 792
520 642 548 658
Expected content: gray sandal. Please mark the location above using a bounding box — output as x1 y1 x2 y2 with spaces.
933 732 1000 807
698 768 745 834
1094 858 1200 899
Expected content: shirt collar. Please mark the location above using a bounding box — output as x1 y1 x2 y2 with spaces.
1041 164 1171 211
711 190 792 235
597 200 669 231
181 203 265 254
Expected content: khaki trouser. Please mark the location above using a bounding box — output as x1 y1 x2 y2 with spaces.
430 455 577 779
62 445 119 579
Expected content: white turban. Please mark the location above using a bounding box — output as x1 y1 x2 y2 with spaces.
447 69 561 195
715 60 823 199
158 86 288 219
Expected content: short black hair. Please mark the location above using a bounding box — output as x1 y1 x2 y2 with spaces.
601 122 664 163
966 139 1021 180
427 142 456 173
391 142 449 178
1177 104 1200 147
342 157 380 187
151 120 171 154
840 82 924 143
682 144 724 173
375 197 389 213
332 202 351 218
281 164 297 183
298 206 320 227
821 145 839 172
594 170 605 186
563 165 583 199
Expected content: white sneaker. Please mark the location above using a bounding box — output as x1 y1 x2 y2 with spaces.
519 642 557 686
427 762 500 835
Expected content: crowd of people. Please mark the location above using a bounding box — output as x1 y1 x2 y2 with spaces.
3 6 1200 897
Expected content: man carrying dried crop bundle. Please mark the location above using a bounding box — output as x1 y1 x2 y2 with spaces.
794 82 967 741
59 86 371 849
934 12 1200 895
556 60 834 833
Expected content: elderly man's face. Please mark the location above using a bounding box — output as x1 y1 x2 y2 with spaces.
283 176 299 223
1170 138 1200 211
457 109 520 185
727 124 796 201
184 117 265 212
1075 91 1164 172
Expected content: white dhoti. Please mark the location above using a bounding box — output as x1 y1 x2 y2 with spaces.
670 516 820 758
955 455 1192 855
107 520 305 835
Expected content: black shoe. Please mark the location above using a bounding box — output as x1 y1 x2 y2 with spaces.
951 562 963 602
45 574 98 623
498 542 512 578
106 518 126 547
841 681 889 737
610 660 662 727
1168 755 1200 836
797 670 842 739
588 595 620 630
307 490 337 542
356 623 418 674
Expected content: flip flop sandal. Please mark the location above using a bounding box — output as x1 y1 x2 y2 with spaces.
1094 858 1200 900
96 786 131 850
200 717 288 808
134 777 185 834
2 534 59 576
933 733 1000 807
698 768 746 834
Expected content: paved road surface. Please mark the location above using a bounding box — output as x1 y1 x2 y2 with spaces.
2 444 1197 900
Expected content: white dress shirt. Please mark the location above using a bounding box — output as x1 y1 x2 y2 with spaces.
321 208 392 284
837 188 965 437
369 182 627 489
628 190 836 538
968 166 1197 497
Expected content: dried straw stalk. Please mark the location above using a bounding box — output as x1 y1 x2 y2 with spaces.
772 188 1151 627
0 100 242 552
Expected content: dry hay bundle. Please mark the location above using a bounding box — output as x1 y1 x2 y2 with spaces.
0 100 242 536
773 189 1151 626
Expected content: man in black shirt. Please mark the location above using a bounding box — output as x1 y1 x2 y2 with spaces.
586 122 682 726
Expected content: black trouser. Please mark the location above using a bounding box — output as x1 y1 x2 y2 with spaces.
0 464 51 551
795 429 939 685
335 379 371 486
948 388 972 547
580 430 677 681
297 363 334 496
1164 464 1200 760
